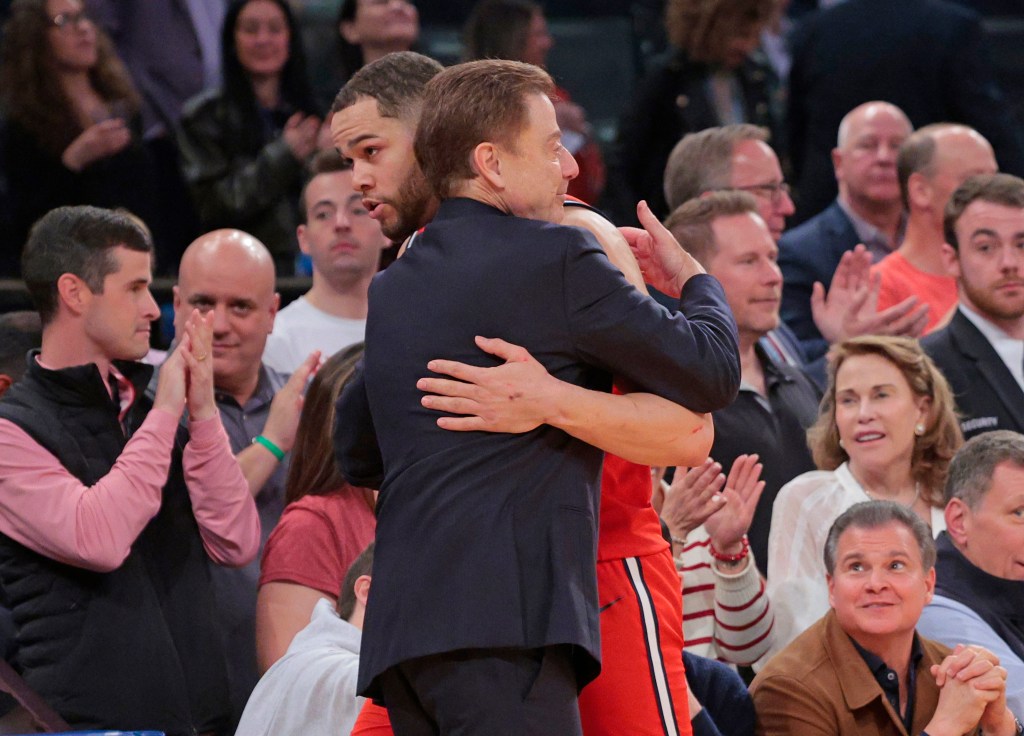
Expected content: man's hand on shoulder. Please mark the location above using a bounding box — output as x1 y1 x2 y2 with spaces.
418 337 558 434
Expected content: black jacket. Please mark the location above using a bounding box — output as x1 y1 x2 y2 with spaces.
177 89 306 269
0 357 231 735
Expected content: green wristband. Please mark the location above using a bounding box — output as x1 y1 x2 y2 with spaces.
253 434 285 461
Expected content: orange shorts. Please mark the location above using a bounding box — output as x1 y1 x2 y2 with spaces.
579 548 693 736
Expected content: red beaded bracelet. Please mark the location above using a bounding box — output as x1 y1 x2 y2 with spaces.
708 534 750 563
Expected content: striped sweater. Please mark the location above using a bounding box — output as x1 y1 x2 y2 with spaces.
677 526 774 665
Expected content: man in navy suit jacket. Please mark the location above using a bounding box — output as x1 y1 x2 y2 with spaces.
779 102 923 361
923 173 1024 441
334 59 740 734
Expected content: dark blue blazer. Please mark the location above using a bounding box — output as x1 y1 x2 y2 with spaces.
336 198 740 698
922 308 1024 440
778 200 860 362
788 0 1024 222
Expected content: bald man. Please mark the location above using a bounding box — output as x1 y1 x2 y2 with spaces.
780 101 915 358
172 229 319 729
873 124 998 333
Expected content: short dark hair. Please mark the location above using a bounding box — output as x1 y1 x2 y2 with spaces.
331 51 443 121
945 430 1024 509
299 149 354 224
338 541 374 621
823 500 936 576
22 206 153 325
415 59 554 199
664 124 769 211
897 124 953 211
663 190 759 267
944 173 1024 251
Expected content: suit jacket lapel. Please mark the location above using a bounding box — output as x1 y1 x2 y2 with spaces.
950 310 1024 429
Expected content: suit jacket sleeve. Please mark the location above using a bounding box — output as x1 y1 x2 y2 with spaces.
333 364 384 490
563 231 740 413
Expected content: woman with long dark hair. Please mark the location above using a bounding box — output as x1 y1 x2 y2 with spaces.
255 344 376 673
0 0 159 276
177 0 321 275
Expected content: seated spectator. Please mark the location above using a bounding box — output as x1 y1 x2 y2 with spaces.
662 454 775 665
779 102 916 359
0 205 259 733
751 500 1021 736
873 124 998 334
653 192 820 574
662 124 925 388
918 430 1024 718
262 151 389 373
237 541 374 736
608 0 779 224
0 311 42 395
462 0 605 204
766 336 962 656
177 0 321 275
255 344 375 672
170 227 320 728
0 0 162 277
922 173 1024 441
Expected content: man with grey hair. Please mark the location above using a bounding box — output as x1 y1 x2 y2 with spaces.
780 101 921 359
751 500 1021 735
663 121 926 382
918 430 1024 719
872 124 998 334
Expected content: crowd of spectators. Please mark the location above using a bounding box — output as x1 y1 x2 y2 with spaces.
1 0 1024 734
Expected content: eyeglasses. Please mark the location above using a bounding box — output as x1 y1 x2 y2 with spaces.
49 10 91 30
730 181 792 207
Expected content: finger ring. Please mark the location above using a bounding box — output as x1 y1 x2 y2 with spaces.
195 353 207 361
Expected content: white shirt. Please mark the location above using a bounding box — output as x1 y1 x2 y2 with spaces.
764 464 945 660
262 296 365 373
960 302 1024 393
235 599 363 736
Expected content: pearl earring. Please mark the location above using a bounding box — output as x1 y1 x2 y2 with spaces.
839 438 845 449
915 423 925 436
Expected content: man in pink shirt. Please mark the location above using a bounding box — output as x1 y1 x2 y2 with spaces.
874 124 998 334
0 205 260 735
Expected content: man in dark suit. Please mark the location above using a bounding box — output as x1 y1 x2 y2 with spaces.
334 59 739 734
788 0 1024 224
779 101 917 360
923 173 1024 441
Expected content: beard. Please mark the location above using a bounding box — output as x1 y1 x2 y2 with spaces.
383 166 437 243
